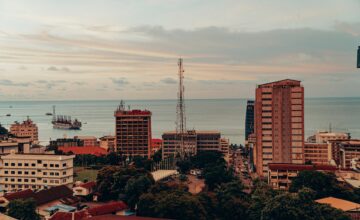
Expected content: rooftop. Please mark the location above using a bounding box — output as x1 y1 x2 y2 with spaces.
315 197 360 211
258 79 301 88
59 146 108 156
268 163 337 171
0 153 75 160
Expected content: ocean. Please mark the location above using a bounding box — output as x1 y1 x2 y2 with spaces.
0 98 359 145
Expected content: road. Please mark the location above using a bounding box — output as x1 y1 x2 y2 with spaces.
231 149 252 192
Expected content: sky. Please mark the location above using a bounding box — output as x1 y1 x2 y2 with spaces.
0 0 360 100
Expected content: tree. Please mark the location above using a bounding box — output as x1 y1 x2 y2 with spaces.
7 198 40 220
125 175 154 209
152 149 162 163
191 151 225 169
261 188 351 220
177 159 191 174
289 170 360 202
138 187 207 220
203 164 235 190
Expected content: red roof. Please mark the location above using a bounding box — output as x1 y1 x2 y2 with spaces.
80 181 96 190
88 201 128 216
4 189 35 201
59 146 108 156
268 163 337 171
49 210 88 220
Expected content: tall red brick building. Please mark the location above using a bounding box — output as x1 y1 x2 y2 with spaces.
254 79 304 176
114 104 152 158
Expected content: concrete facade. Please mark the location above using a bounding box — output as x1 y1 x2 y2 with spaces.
255 79 305 176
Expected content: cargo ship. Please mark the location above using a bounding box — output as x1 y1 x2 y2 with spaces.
51 106 82 130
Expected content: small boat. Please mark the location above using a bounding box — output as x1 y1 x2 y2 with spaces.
6 114 11 117
46 112 53 116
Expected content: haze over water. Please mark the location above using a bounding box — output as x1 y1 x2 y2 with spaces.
0 98 359 145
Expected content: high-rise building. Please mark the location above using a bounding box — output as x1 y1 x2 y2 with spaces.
10 118 38 143
114 103 152 158
245 100 255 142
254 79 305 176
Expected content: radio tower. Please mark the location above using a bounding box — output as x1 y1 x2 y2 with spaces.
176 58 186 159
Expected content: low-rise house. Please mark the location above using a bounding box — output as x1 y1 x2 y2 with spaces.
316 197 360 220
267 163 337 190
74 136 99 147
73 181 96 197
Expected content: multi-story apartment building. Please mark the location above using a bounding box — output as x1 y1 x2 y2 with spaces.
254 79 305 176
304 143 331 165
267 163 336 190
220 138 230 156
245 100 255 142
0 152 75 192
0 137 32 154
307 131 350 143
10 118 38 143
162 130 227 158
334 140 360 169
114 104 152 158
162 130 197 158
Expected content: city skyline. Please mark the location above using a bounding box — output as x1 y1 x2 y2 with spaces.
0 0 360 100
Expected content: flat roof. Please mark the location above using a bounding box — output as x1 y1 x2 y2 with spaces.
316 197 360 211
268 163 337 171
1 153 75 160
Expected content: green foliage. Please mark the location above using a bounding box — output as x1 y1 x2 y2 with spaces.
204 163 235 190
96 166 154 209
132 156 153 171
177 159 192 174
290 170 360 203
137 183 207 220
73 152 124 167
261 189 351 220
152 149 162 163
7 198 40 220
191 151 225 169
0 124 8 135
179 174 188 182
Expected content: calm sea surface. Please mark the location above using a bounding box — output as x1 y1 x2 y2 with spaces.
0 98 359 145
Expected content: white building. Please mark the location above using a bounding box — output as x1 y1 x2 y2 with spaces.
0 152 75 192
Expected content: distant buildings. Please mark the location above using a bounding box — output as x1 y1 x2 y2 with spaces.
10 117 38 143
307 131 350 143
0 137 32 154
58 146 108 156
162 130 228 158
114 103 152 158
74 136 99 147
99 135 115 151
304 143 330 165
0 152 75 192
330 139 360 169
254 79 305 176
245 100 254 142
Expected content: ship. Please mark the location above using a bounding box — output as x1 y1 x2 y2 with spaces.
51 106 82 130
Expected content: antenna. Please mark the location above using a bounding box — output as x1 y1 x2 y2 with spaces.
176 58 186 159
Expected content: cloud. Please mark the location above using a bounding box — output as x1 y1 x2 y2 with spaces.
110 77 129 88
47 66 71 72
0 80 30 87
34 80 67 89
160 77 177 84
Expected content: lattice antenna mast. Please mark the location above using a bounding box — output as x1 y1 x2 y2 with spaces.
176 58 186 158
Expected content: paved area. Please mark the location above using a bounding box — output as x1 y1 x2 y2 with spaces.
151 169 178 182
187 175 205 194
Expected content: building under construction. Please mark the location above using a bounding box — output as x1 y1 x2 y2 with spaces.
114 101 152 158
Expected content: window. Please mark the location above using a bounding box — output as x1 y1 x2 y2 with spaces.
63 163 67 167
18 163 22 166
43 180 47 183
24 163 29 167
37 160 42 164
11 171 15 174
31 163 36 167
43 172 47 175
10 178 14 182
4 163 8 166
4 170 8 174
63 171 66 175
50 172 54 176
55 164 59 168
24 179 28 182
11 163 15 166
31 179 35 183
43 164 47 167
25 171 29 175
18 179 22 182
55 173 59 176
18 171 22 175
50 164 54 167
5 178 8 181
31 171 35 175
